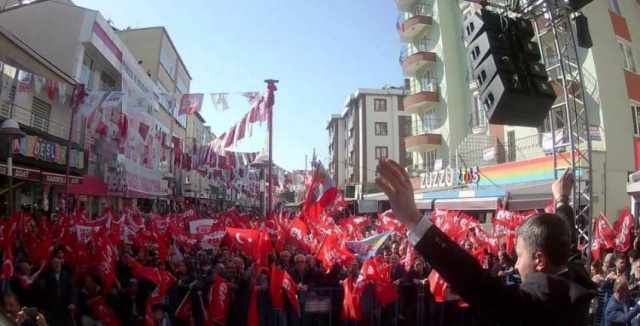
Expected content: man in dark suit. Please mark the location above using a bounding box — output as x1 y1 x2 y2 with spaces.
375 158 596 325
605 275 640 326
42 257 73 325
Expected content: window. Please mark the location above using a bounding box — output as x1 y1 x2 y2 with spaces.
98 72 115 92
31 97 51 133
374 122 388 136
422 110 437 131
425 149 437 170
633 105 640 136
156 81 171 110
79 54 93 89
160 48 175 77
177 77 188 94
609 0 622 15
375 146 388 159
619 41 637 73
374 99 387 112
0 85 16 118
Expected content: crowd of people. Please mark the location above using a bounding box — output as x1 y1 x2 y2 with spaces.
0 158 609 325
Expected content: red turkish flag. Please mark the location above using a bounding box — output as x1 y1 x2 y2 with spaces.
282 271 301 316
254 228 272 272
429 270 448 303
316 234 356 272
595 213 616 249
226 228 260 259
247 285 260 326
614 207 634 252
175 290 194 324
94 231 117 294
207 275 230 324
89 297 119 326
341 277 362 321
286 218 310 251
270 267 285 310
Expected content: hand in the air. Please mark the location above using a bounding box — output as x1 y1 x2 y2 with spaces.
552 167 574 198
375 158 422 230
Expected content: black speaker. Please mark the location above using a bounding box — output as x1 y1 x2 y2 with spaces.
468 30 511 70
564 0 594 11
462 9 508 45
473 52 516 95
481 71 556 127
576 14 593 49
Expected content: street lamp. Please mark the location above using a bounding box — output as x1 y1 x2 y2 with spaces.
0 119 25 216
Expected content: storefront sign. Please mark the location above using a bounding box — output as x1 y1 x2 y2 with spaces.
12 134 85 170
41 172 83 185
420 167 481 190
0 164 40 181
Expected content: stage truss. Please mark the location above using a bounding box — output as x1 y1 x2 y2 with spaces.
476 0 595 265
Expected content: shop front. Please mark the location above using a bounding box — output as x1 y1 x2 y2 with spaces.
364 153 595 222
0 128 86 217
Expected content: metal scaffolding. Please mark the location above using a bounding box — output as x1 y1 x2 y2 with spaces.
519 0 593 265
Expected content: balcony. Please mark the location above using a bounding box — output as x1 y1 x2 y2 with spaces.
404 119 442 152
396 0 417 11
399 40 437 77
404 78 439 114
0 96 82 144
469 111 488 135
397 4 432 42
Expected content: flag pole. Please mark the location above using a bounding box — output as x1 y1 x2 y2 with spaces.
264 79 278 214
65 84 85 214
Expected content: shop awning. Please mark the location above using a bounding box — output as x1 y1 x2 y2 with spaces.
506 180 595 210
67 176 108 197
434 197 501 211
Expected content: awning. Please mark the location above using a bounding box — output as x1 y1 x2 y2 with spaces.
506 180 595 210
67 176 108 197
416 200 434 210
434 197 501 211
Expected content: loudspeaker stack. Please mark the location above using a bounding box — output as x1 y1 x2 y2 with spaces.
463 9 557 127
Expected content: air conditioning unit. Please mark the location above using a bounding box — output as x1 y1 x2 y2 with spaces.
630 171 640 183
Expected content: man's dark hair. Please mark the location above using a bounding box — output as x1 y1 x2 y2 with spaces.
627 249 638 261
616 253 627 262
516 213 571 267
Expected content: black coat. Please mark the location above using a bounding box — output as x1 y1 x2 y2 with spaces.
413 203 596 325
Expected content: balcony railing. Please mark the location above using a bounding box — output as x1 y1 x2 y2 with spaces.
469 110 488 128
0 100 82 144
406 160 450 177
396 3 432 28
399 39 436 64
408 77 439 94
406 118 441 136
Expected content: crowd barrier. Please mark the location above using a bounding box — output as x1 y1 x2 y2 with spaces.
267 286 492 326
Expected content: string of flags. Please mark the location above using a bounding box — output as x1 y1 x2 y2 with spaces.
1 61 267 118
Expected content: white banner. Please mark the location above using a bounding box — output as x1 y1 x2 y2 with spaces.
189 219 215 235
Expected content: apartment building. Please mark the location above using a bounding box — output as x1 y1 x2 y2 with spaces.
0 25 86 215
383 0 639 218
116 26 194 199
327 87 410 198
0 1 188 211
326 114 346 186
397 0 473 174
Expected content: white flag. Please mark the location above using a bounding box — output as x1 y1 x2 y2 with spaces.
211 93 230 112
0 64 17 102
34 75 46 96
57 82 67 107
241 92 261 105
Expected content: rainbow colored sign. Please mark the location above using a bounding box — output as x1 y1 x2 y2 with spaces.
476 153 572 187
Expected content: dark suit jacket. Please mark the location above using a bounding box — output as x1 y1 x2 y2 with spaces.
415 225 571 325
414 203 594 325
605 295 640 326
